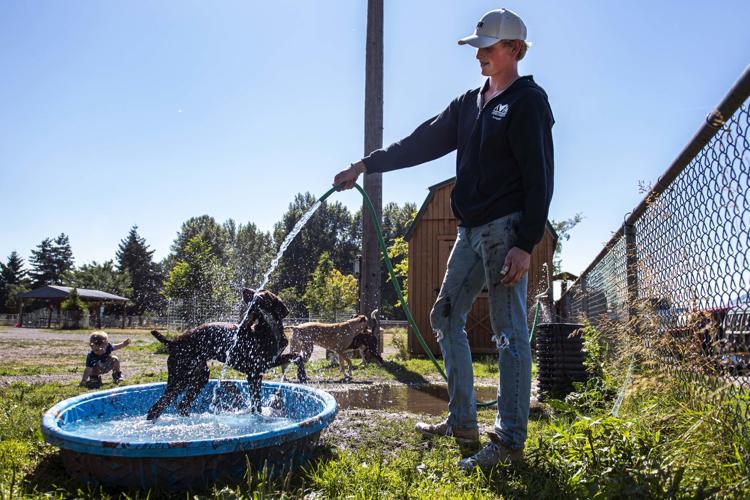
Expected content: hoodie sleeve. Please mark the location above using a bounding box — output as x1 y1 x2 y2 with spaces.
362 95 462 173
507 90 554 253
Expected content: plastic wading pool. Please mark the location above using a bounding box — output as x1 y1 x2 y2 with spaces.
42 381 337 490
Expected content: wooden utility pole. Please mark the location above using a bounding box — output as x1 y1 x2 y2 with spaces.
360 0 383 324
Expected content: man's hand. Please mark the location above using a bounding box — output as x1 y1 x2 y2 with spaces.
333 161 367 190
501 247 531 286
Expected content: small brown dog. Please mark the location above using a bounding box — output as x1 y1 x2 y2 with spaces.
284 311 382 381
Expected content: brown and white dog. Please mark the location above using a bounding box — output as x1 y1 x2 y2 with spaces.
283 310 384 381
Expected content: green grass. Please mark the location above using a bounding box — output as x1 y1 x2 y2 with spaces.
126 340 164 354
0 366 74 376
1 357 748 498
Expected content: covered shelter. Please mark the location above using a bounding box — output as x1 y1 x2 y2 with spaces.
404 178 558 356
17 285 129 328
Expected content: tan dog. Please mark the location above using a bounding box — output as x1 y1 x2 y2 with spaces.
284 313 380 381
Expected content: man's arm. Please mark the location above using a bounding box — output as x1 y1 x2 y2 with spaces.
333 96 463 190
502 92 554 286
508 92 554 254
333 161 367 191
362 99 461 174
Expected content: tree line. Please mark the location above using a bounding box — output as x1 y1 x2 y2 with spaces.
0 193 416 321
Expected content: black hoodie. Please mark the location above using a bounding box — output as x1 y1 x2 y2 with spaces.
362 75 554 253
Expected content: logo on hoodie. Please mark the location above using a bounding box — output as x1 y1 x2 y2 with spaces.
491 104 509 120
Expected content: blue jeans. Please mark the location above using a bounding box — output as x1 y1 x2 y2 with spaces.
429 212 531 450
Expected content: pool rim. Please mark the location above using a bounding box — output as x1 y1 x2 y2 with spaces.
41 380 337 458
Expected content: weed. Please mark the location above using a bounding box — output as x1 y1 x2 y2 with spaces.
391 328 410 360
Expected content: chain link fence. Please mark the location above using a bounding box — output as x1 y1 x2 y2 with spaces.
558 67 750 434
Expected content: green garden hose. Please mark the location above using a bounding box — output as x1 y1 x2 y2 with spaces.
317 183 539 408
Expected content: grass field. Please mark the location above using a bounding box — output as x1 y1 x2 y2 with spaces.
0 325 748 498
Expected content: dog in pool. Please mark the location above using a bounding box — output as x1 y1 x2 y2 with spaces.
147 288 306 420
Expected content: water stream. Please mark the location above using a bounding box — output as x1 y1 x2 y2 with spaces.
210 199 324 409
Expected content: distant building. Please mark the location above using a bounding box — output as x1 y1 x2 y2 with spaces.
17 285 129 328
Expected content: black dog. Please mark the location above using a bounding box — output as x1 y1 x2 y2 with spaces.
348 332 385 365
147 288 306 420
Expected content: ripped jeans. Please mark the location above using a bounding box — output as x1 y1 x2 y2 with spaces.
429 212 531 450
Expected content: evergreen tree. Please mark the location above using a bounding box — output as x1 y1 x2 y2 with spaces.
382 202 418 243
29 234 74 287
65 260 132 299
223 219 238 245
4 283 29 314
116 226 165 313
1 252 28 285
0 251 30 313
28 238 55 287
52 233 74 277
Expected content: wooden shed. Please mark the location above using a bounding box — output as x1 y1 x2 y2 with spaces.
405 178 558 356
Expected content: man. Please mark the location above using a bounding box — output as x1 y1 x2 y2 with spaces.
333 8 553 472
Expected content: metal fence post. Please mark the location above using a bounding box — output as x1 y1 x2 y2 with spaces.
624 222 639 321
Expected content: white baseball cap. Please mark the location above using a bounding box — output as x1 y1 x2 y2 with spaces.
458 9 531 49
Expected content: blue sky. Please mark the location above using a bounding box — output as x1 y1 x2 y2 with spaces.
2 0 749 279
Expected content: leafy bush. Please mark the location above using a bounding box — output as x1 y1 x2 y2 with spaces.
60 288 86 315
60 288 87 328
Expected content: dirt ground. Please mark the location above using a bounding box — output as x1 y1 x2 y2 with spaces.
0 326 400 387
0 327 161 386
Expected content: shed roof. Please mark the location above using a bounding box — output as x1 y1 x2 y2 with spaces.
403 177 559 242
18 285 129 302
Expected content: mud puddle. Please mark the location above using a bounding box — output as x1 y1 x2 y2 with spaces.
333 384 497 415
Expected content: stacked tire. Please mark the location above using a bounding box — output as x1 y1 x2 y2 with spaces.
536 323 587 400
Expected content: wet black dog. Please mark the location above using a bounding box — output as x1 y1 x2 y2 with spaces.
147 288 306 420
348 332 385 365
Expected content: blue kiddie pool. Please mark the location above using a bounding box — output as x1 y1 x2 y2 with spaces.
42 381 337 490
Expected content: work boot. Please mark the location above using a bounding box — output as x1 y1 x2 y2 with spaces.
457 432 523 472
415 419 479 445
112 371 123 384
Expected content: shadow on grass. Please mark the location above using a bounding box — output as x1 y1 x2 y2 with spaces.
23 452 67 494
24 446 338 499
378 360 430 385
301 359 430 385
482 458 574 499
